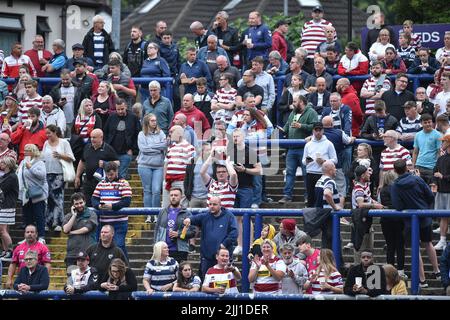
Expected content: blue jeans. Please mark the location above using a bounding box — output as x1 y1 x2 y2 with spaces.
235 187 253 208
342 146 353 193
97 220 129 258
283 148 306 199
23 200 46 240
118 153 132 179
252 175 262 205
137 166 163 207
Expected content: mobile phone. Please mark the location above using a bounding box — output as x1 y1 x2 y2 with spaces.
306 156 313 162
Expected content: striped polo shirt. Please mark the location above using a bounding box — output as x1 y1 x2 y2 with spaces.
251 256 287 294
165 141 195 177
362 76 391 115
397 115 422 135
206 178 238 209
311 270 343 295
203 266 239 294
93 178 132 223
314 175 340 208
18 95 42 122
301 19 333 59
143 257 178 291
352 181 372 209
380 145 412 171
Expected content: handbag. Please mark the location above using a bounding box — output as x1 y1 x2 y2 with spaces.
60 159 76 182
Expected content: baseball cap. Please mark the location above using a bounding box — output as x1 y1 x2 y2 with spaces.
312 5 324 12
76 251 89 260
275 20 291 28
281 219 296 233
439 134 450 143
5 92 18 104
354 165 369 179
72 43 84 50
73 57 86 66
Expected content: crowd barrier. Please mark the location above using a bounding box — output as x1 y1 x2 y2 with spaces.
1 289 448 300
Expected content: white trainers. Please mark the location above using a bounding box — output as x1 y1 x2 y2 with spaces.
340 218 351 225
433 227 441 234
295 167 303 176
343 242 354 250
434 240 447 251
233 246 243 256
145 215 151 223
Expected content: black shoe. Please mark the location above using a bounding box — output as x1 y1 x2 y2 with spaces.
189 244 196 253
432 272 441 281
1 250 13 262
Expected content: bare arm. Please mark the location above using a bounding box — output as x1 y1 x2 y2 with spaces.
412 147 419 166
200 154 213 185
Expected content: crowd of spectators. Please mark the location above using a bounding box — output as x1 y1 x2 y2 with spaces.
0 8 449 298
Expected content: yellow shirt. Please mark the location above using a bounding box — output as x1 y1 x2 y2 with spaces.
391 280 408 295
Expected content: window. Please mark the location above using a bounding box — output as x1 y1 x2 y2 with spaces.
36 16 51 41
139 0 161 14
0 14 23 56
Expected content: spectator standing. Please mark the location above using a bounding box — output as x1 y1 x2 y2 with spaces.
152 20 167 45
172 113 197 148
122 26 148 77
364 12 398 54
397 32 416 69
271 20 290 61
160 31 181 79
40 95 66 135
13 250 49 292
211 11 240 64
190 21 214 50
434 73 450 118
92 162 132 257
0 157 19 262
179 47 212 95
143 241 178 293
71 58 98 114
64 251 99 294
240 11 272 66
106 59 136 109
280 243 308 294
62 192 98 267
441 242 450 295
174 94 211 138
143 80 174 135
337 42 369 77
104 99 141 179
202 247 241 294
324 46 340 75
212 55 241 90
301 6 334 60
381 73 415 122
361 62 392 117
396 101 422 142
140 42 171 78
197 35 229 77
17 80 42 124
305 56 333 93
402 20 421 49
82 15 115 70
0 93 20 133
284 55 310 88
193 77 214 126
235 71 264 110
279 74 310 125
137 113 167 211
24 35 53 78
92 81 117 129
183 196 238 279
297 235 320 294
100 258 137 300
154 188 194 262
266 50 289 77
210 73 237 124
436 32 450 67
41 39 67 77
1 42 37 78
64 43 95 73
335 78 364 137
361 101 399 142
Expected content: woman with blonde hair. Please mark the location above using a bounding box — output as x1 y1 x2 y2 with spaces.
383 264 408 295
91 81 118 128
17 144 48 241
100 258 137 300
142 241 178 293
305 248 343 295
137 113 167 222
369 28 395 64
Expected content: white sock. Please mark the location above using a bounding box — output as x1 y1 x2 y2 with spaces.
440 236 447 242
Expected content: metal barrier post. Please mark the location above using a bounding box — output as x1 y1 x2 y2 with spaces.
332 212 342 268
254 213 263 241
242 213 251 293
411 214 420 295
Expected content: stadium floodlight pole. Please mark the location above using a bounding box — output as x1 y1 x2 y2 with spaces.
112 0 121 51
284 0 288 16
348 0 353 41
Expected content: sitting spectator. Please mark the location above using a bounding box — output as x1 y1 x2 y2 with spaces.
137 113 167 214
344 250 387 296
335 78 364 137
0 93 20 133
41 39 67 77
280 243 308 294
397 32 416 69
6 225 51 289
17 144 48 240
235 71 264 110
305 248 343 295
193 77 214 126
324 45 340 75
159 31 180 79
202 247 241 294
361 62 392 117
173 262 201 292
402 20 421 49
64 43 95 73
396 101 422 141
383 264 408 295
179 47 212 95
91 81 117 128
315 25 342 59
86 224 127 283
64 251 99 295
369 29 395 65
210 73 237 124
91 162 132 257
0 157 18 262
18 80 42 124
361 100 399 141
408 47 441 74
278 74 309 125
284 55 310 88
307 77 330 117
94 52 131 81
143 80 173 135
12 66 31 102
415 87 435 118
266 50 289 77
338 42 369 76
174 94 211 139
197 35 229 77
248 239 286 294
273 219 306 256
305 56 333 92
100 258 137 300
381 73 415 122
140 42 171 78
143 241 178 293
382 47 407 75
62 193 98 267
248 223 277 260
13 250 49 292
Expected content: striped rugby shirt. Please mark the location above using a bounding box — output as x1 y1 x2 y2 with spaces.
143 257 178 291
361 75 391 115
380 145 412 171
165 140 195 177
93 178 132 223
206 178 238 208
301 19 333 59
250 256 286 294
203 266 239 294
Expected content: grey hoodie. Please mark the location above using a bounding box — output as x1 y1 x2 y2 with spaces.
136 130 167 168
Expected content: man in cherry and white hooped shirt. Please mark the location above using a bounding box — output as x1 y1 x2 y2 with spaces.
436 31 450 72
18 80 42 123
402 20 422 50
200 147 238 209
378 130 412 192
360 61 391 116
301 6 334 60
1 42 37 78
210 72 237 124
162 125 196 208
202 247 241 294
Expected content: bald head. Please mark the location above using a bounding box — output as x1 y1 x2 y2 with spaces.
322 160 336 176
0 133 10 150
173 113 187 126
322 116 333 128
90 128 103 148
208 196 222 215
336 78 350 87
316 77 326 92
182 94 194 110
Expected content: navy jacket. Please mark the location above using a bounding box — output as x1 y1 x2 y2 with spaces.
140 57 171 78
14 264 50 292
407 56 441 74
160 43 181 77
189 207 238 261
308 90 331 115
322 105 352 136
241 24 272 61
178 60 212 94
440 243 450 288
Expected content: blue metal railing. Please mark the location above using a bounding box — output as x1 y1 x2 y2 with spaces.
94 207 450 296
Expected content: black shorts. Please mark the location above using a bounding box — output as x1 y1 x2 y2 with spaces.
405 225 432 245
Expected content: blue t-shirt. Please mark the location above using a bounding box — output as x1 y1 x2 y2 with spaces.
166 208 180 251
413 129 442 169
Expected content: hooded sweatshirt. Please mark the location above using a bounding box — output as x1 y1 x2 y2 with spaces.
391 172 434 227
340 85 363 137
302 135 338 174
250 224 277 256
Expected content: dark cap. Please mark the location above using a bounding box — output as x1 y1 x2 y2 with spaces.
354 165 369 179
76 251 89 260
73 57 86 66
313 122 324 130
5 92 18 104
312 5 324 12
72 43 84 50
275 20 291 28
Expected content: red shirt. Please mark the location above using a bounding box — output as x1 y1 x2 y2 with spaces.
340 85 363 137
24 49 53 78
10 123 47 163
174 107 211 138
272 31 288 61
12 241 51 270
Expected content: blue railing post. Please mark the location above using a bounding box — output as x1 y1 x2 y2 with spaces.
411 214 420 295
242 213 251 293
254 213 263 240
332 211 342 269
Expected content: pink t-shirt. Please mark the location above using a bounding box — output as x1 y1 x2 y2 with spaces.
12 241 51 270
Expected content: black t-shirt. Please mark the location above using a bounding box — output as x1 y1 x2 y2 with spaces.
86 242 127 282
237 84 264 109
227 144 259 188
81 142 119 178
110 116 128 154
